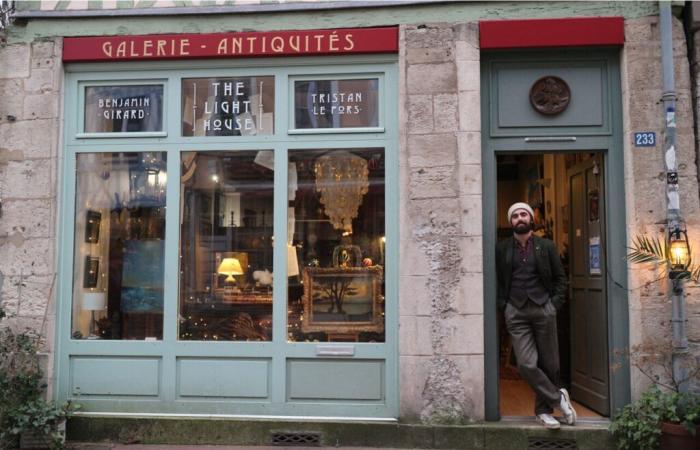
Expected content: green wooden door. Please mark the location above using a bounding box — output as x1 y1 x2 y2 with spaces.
567 155 610 416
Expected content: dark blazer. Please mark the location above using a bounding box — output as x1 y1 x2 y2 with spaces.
496 235 568 310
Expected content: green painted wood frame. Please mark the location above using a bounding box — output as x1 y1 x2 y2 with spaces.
55 54 399 418
480 49 630 421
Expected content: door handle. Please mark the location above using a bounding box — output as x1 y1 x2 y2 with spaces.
524 136 577 142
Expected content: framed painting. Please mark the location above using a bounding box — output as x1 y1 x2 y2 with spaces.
301 266 384 334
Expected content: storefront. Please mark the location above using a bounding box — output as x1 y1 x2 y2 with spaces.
2 1 699 431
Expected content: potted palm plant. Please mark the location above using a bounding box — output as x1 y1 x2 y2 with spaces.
610 235 700 450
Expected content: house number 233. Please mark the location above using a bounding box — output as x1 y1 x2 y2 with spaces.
634 132 656 147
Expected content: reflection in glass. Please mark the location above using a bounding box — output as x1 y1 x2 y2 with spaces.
84 85 163 133
287 148 385 343
179 151 274 341
72 152 166 340
181 77 274 137
294 79 379 129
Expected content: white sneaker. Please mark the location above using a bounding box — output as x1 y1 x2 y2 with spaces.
536 413 561 429
559 388 577 425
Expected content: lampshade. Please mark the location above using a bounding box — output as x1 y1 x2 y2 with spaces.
82 292 106 311
218 257 244 282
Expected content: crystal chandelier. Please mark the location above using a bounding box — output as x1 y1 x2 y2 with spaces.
314 151 369 233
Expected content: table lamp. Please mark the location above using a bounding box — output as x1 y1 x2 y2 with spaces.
82 291 106 338
218 257 244 293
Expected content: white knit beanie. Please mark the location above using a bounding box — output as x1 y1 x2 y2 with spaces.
507 202 534 222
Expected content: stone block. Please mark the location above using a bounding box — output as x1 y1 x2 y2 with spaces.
453 354 485 419
400 239 431 276
455 40 480 62
407 94 434 134
457 131 481 165
406 47 453 64
24 68 55 93
625 18 658 43
409 165 457 199
459 194 482 237
0 79 24 119
0 44 30 79
0 119 57 158
399 275 431 316
399 355 432 420
6 274 54 317
454 22 479 47
433 93 459 132
407 133 457 168
459 236 483 273
31 41 55 60
0 237 54 276
459 164 482 196
458 91 481 132
399 315 434 356
31 58 55 69
408 197 462 236
441 314 484 355
455 271 484 315
23 93 58 120
0 199 53 238
0 159 54 199
405 24 455 50
457 59 480 92
407 63 457 95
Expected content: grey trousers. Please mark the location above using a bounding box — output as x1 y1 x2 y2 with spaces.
505 300 561 415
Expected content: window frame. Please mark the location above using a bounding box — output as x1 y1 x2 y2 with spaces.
57 54 399 418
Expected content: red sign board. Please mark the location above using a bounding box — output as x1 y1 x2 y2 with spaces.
63 27 398 62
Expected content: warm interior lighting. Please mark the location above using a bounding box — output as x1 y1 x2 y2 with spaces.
670 237 690 269
217 258 244 282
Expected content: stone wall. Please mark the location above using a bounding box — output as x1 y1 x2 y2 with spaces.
0 35 63 393
621 15 700 396
398 22 484 423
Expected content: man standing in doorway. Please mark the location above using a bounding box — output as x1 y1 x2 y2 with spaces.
496 202 577 429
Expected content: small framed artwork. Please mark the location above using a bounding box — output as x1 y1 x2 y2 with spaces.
83 256 100 288
302 266 384 334
85 210 101 243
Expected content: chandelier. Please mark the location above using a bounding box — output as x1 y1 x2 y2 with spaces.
314 151 369 233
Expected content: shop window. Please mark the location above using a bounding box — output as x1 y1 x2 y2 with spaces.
292 78 380 131
181 76 274 136
83 84 164 134
287 148 385 343
179 151 274 341
72 152 167 340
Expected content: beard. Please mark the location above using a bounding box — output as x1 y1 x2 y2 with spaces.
512 220 534 235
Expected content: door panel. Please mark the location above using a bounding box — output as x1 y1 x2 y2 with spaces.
568 155 609 415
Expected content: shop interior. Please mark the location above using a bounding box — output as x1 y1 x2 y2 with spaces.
497 152 605 419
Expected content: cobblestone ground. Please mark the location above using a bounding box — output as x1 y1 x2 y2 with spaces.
69 446 402 450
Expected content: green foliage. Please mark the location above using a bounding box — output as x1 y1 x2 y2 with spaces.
610 385 700 450
0 306 79 450
627 234 700 282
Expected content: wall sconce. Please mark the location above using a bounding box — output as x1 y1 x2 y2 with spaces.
669 226 690 276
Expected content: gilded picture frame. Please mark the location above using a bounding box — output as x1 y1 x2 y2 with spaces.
301 266 384 334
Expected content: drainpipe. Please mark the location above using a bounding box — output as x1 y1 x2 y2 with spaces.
660 2 689 393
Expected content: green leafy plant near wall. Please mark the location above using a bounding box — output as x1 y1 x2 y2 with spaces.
609 234 700 449
0 306 78 450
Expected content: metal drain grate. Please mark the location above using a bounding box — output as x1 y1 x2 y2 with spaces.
271 431 322 446
528 437 578 450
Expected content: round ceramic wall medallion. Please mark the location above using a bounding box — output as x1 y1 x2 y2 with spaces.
529 76 571 115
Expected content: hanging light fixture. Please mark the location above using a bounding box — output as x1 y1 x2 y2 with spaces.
669 225 690 275
314 151 369 233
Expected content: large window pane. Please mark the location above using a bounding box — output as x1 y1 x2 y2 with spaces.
179 151 274 341
72 152 167 340
287 148 385 343
182 77 274 136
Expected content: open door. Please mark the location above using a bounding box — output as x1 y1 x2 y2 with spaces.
567 153 610 416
